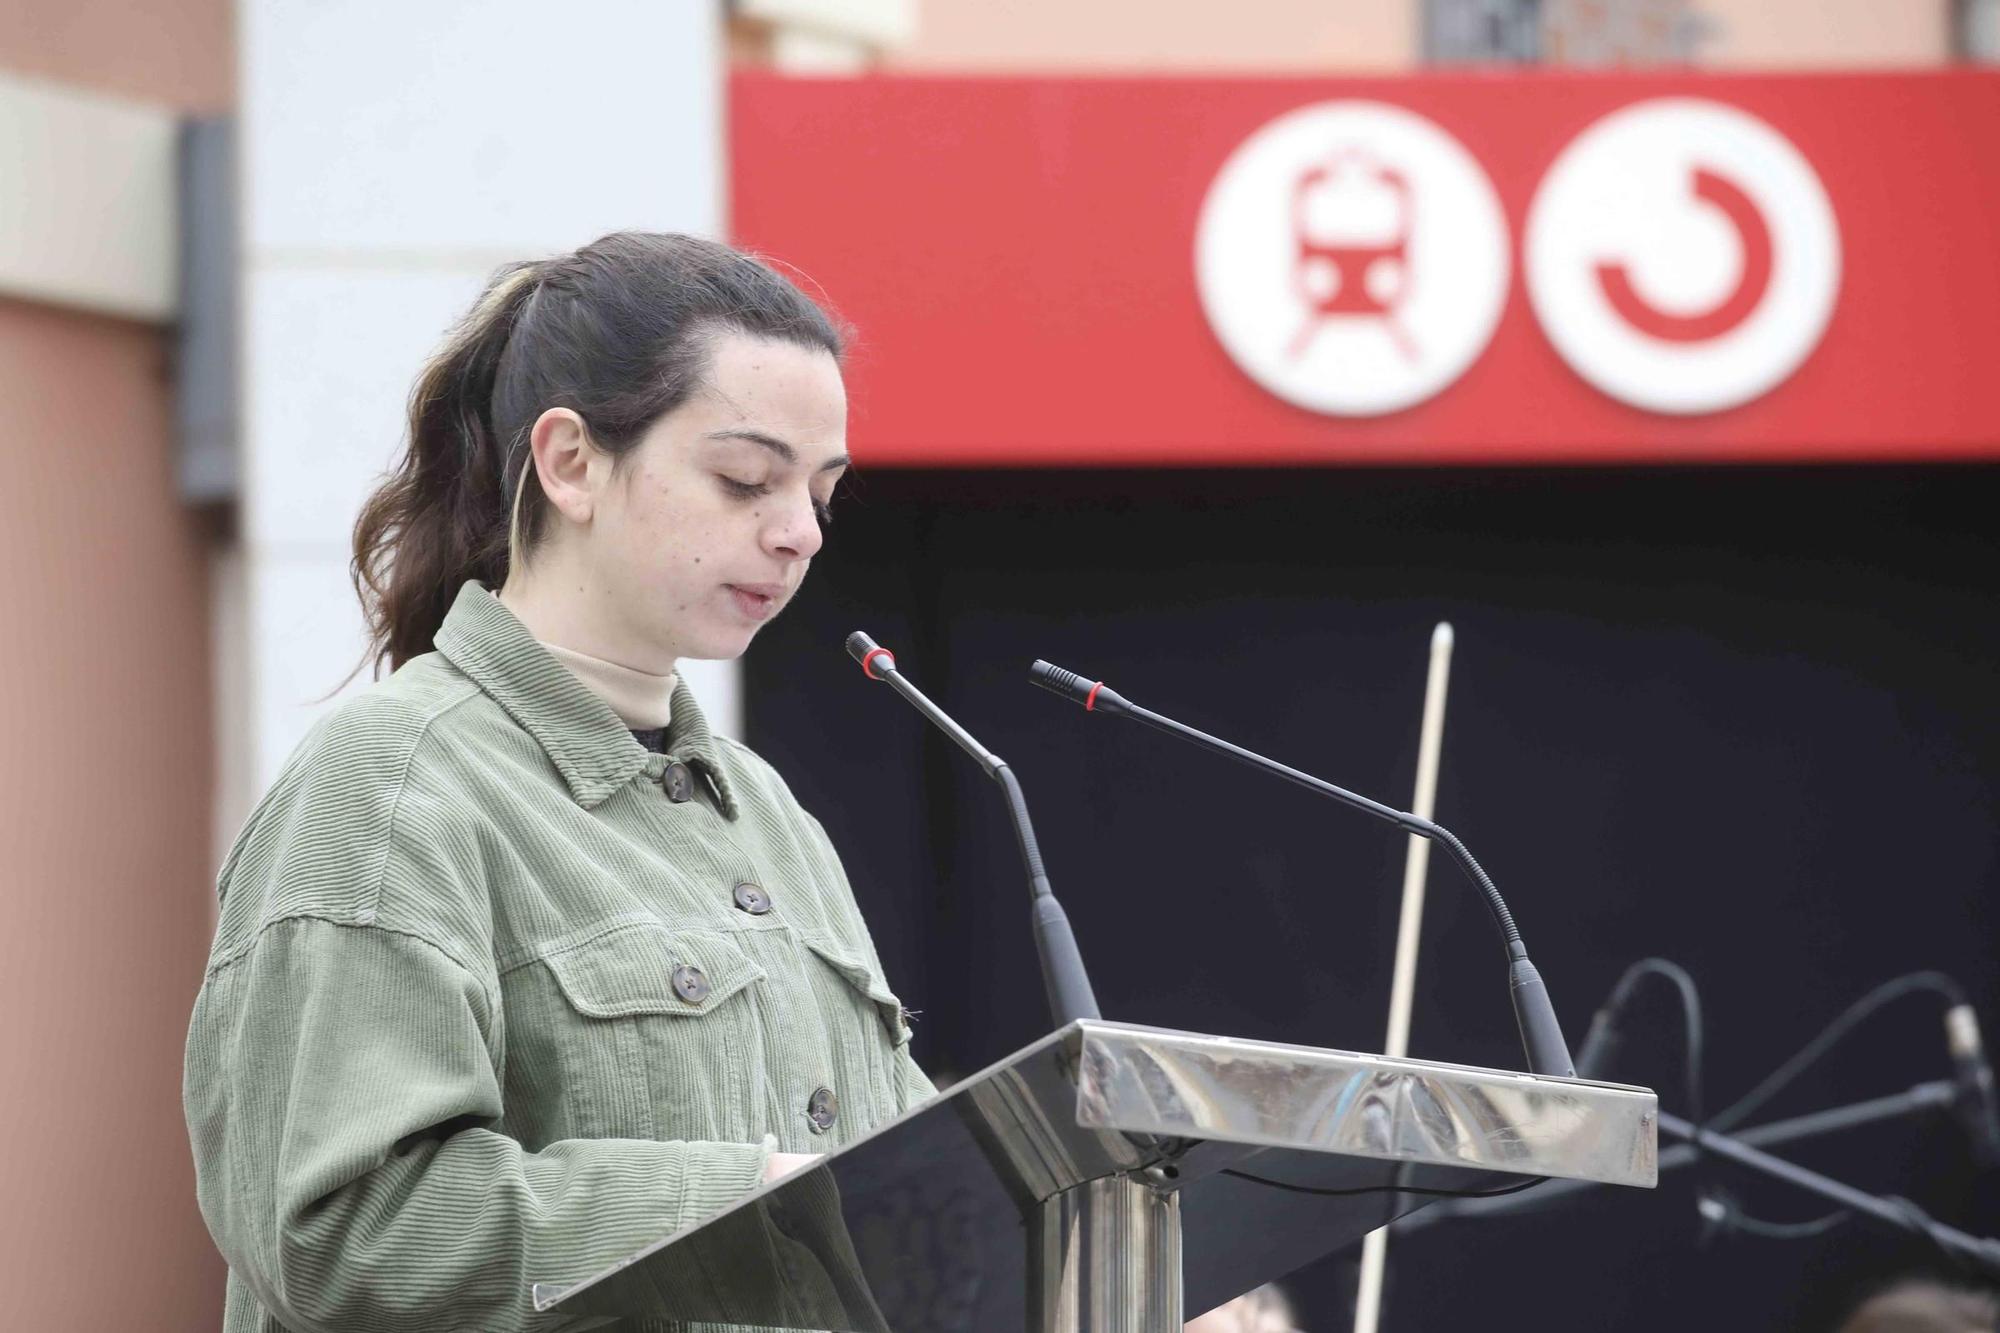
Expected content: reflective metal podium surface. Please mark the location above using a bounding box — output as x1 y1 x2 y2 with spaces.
533 1020 1656 1330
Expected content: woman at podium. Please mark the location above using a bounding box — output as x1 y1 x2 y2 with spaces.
183 232 934 1332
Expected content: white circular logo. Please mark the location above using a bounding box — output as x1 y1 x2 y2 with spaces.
1525 98 1841 415
1195 101 1510 417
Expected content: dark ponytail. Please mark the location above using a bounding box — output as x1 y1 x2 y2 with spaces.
344 232 845 683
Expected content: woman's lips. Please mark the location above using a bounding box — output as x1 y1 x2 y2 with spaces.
726 584 782 621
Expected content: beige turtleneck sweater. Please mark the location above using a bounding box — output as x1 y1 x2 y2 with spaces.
490 588 676 729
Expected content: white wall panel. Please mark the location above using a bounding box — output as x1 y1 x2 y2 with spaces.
241 1 722 256
209 542 251 887
242 264 489 548
246 550 374 788
238 0 729 798
676 657 743 745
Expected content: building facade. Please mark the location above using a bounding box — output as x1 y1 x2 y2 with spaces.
0 1 1982 1326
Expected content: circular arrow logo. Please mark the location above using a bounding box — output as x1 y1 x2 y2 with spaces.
1525 98 1841 415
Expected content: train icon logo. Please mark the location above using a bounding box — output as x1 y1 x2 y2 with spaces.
1525 98 1841 414
1195 101 1509 417
1286 148 1417 362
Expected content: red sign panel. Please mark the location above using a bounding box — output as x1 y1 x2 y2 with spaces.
729 71 2000 466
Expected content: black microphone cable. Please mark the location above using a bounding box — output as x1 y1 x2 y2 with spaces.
1579 958 1706 1116
1710 971 1972 1132
1408 967 2000 1278
1584 958 1856 1245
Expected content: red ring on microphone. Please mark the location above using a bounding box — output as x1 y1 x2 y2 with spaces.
1084 681 1104 712
861 647 896 680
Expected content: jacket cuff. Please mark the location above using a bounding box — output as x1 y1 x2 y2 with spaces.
671 1136 772 1232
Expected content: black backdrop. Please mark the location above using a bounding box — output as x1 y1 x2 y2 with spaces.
742 463 2000 1331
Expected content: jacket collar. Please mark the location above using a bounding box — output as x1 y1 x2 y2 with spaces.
433 580 737 816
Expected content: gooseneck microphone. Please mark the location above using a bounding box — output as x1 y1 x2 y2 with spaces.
1028 659 1575 1078
846 633 1102 1032
1948 1004 2000 1170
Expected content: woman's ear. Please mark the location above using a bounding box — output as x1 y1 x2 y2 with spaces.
528 408 600 523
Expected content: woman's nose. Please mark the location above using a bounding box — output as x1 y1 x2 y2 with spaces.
764 491 824 561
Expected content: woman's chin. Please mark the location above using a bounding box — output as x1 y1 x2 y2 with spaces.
681 627 759 663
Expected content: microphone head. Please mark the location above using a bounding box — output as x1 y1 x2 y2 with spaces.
1029 660 1128 714
1029 660 1094 705
1947 1005 2000 1170
845 631 897 680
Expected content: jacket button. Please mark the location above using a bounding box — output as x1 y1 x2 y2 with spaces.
732 881 772 915
662 761 694 803
806 1086 839 1133
671 964 710 1004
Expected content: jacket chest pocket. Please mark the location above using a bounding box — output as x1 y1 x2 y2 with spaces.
801 936 911 1106
535 921 769 1143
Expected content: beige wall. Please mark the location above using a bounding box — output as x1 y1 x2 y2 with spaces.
1697 0 1952 67
0 297 225 1327
0 2 231 1327
891 0 1418 70
873 0 1952 71
0 0 232 110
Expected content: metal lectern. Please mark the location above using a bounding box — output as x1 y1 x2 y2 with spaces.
532 1020 1657 1330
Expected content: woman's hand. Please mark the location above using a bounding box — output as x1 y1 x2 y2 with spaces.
1185 1288 1297 1332
762 1151 823 1184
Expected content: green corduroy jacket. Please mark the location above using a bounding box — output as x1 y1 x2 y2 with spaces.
185 579 934 1332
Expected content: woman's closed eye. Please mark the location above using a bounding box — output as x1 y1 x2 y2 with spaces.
717 474 771 499
718 474 835 526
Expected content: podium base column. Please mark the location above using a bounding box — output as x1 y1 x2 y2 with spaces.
1033 1173 1183 1332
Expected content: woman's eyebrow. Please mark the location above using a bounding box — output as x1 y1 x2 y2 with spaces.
703 428 849 472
